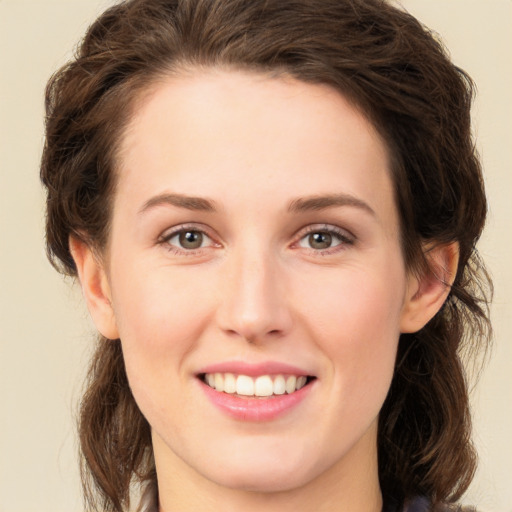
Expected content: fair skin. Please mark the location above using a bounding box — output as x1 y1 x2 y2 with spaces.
71 69 457 512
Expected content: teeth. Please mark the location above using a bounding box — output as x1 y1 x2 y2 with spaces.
285 375 297 394
214 372 224 392
224 373 236 394
204 373 310 396
273 375 286 395
296 376 307 389
236 375 254 396
255 375 273 397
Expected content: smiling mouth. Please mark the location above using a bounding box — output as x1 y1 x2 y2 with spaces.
200 373 316 398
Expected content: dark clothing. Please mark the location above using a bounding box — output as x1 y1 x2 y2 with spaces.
139 485 476 512
385 496 477 512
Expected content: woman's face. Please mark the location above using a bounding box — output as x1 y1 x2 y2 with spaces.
95 70 420 494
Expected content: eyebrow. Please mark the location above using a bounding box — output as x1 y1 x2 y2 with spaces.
138 193 217 214
287 193 376 216
138 192 375 216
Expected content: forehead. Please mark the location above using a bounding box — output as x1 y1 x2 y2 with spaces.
116 69 396 225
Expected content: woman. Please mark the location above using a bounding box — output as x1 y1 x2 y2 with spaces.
40 0 492 511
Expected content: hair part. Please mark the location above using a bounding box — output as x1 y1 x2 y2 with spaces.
40 0 492 510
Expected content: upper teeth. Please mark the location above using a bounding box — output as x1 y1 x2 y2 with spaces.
204 373 308 397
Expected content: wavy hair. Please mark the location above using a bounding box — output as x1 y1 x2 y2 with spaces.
40 0 492 510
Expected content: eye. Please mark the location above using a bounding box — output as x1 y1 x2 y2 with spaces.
302 232 336 250
175 230 206 249
160 227 215 252
297 227 353 251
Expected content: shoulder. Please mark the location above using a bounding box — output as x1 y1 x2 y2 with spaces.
434 506 478 512
403 497 478 512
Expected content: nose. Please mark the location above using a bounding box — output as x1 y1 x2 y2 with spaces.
215 247 292 343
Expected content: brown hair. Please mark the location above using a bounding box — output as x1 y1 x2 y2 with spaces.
40 0 492 510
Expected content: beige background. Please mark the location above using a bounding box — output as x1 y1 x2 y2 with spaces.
0 1 510 511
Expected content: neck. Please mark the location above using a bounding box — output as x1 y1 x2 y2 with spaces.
153 423 383 512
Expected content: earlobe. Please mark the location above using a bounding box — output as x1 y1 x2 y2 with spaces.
69 236 120 340
400 242 459 334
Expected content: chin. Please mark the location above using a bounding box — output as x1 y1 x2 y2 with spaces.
206 465 313 493
196 442 325 493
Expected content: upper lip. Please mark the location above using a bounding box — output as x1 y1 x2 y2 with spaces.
196 360 314 377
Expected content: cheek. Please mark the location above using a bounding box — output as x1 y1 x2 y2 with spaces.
299 264 405 391
110 269 215 430
108 266 216 403
111 263 212 341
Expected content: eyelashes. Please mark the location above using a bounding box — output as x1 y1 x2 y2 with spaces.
158 223 355 256
162 229 213 250
158 224 219 255
295 225 355 253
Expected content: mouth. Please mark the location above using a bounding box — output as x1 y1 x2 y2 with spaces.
199 372 316 398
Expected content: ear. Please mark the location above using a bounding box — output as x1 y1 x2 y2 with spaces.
69 236 119 340
400 242 459 333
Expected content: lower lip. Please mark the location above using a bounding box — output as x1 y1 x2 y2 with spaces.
199 379 314 422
